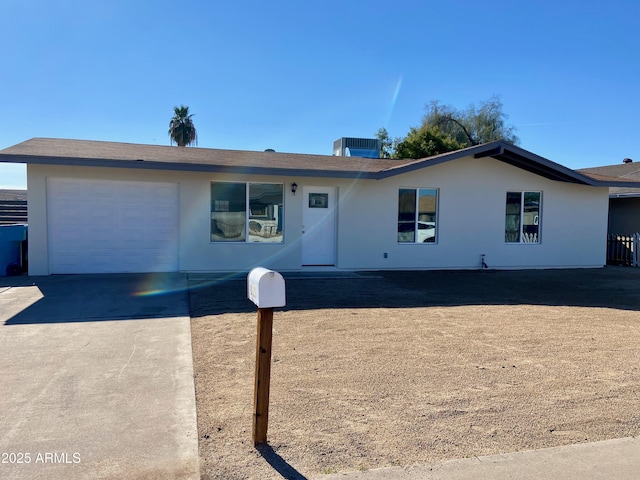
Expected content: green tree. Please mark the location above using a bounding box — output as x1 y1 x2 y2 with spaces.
379 95 519 159
375 127 398 158
422 96 519 147
394 125 465 159
168 105 198 147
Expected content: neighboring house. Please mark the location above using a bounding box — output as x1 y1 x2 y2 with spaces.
0 189 28 201
578 160 640 234
1 137 638 276
0 189 28 225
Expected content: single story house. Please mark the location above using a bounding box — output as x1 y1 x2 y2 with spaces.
578 160 640 235
1 137 638 276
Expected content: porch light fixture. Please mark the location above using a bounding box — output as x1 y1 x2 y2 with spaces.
291 182 298 195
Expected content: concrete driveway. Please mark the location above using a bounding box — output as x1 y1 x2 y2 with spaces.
0 274 199 480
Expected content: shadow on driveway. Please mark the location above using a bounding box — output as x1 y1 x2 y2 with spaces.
0 272 199 479
0 273 189 325
188 267 640 316
4 267 640 325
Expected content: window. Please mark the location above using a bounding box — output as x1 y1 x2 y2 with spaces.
308 193 328 208
211 182 283 243
397 188 438 243
505 191 540 243
211 183 246 242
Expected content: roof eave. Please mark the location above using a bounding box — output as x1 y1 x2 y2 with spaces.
376 141 599 185
375 142 506 179
4 138 635 187
473 143 597 185
0 153 379 179
610 192 640 198
599 180 640 187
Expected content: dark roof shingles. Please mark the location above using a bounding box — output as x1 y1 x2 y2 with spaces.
0 137 408 175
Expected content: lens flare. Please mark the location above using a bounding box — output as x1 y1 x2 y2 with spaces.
386 75 403 127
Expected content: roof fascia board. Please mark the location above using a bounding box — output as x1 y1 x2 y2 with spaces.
495 150 592 184
5 139 638 187
374 142 504 179
474 143 597 185
1 154 378 179
599 180 640 187
473 145 504 158
375 141 591 182
610 193 640 198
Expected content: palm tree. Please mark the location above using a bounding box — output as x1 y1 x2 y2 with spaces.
168 105 198 147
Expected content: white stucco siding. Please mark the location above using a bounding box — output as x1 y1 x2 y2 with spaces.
336 156 609 270
27 164 307 275
177 172 304 273
26 167 49 276
27 154 609 275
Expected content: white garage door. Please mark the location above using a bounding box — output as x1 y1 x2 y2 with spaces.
48 178 179 274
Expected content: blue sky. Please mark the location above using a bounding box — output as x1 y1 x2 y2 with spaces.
1 0 639 188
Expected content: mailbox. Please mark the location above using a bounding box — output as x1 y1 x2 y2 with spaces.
247 267 286 308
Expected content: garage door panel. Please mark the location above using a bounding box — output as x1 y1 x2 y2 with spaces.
92 237 114 250
55 254 82 270
120 184 144 198
48 178 179 274
94 207 113 221
153 209 174 221
91 254 116 270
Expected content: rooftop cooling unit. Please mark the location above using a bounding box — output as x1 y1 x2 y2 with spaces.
333 137 381 159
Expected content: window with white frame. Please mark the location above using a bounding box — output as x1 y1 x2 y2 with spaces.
211 182 283 243
397 188 438 243
505 191 541 243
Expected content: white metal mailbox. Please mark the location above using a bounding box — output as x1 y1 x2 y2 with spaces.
247 267 286 308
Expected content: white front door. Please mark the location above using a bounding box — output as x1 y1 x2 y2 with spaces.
302 186 337 266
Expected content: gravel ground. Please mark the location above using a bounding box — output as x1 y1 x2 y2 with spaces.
189 267 640 479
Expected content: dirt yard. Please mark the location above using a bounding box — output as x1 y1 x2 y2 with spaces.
189 268 640 479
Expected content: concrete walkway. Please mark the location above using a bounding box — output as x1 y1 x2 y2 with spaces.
316 436 640 480
0 274 199 480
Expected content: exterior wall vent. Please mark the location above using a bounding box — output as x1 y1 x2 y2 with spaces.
333 137 381 159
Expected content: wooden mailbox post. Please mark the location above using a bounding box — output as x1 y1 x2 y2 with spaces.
247 267 286 446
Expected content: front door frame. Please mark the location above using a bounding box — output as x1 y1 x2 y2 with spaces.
301 186 338 266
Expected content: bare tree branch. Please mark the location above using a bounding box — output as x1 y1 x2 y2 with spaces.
435 117 478 146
